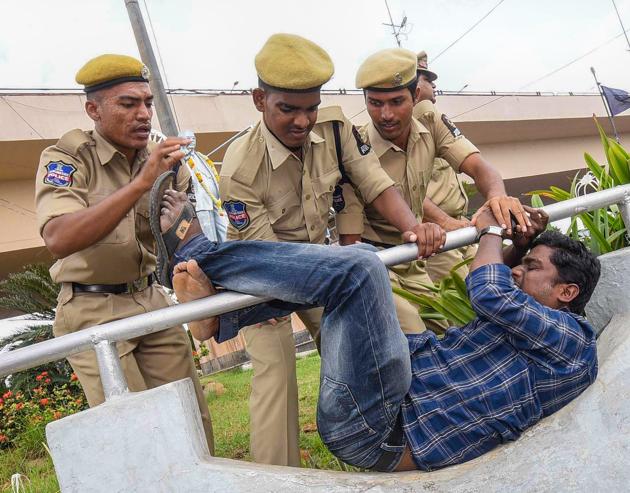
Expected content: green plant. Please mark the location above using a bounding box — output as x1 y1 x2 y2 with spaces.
529 118 629 256
0 264 59 319
394 259 476 326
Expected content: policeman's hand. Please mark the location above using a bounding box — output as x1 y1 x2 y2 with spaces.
509 206 549 250
136 137 192 191
402 222 446 259
440 216 471 232
471 195 530 235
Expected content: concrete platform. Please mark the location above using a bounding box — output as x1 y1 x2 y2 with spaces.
46 248 630 492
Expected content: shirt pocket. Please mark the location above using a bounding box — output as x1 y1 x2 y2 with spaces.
311 168 341 213
89 193 132 244
267 190 303 231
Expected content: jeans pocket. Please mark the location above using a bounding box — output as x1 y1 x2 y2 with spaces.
317 377 376 454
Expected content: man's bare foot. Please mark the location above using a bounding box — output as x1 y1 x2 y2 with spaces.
173 259 219 341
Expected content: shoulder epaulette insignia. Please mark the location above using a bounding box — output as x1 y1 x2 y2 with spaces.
56 129 92 157
316 105 345 124
413 100 436 122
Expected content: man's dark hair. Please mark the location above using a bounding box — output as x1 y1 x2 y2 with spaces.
531 231 601 314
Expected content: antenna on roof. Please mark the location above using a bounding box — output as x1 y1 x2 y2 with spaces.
382 0 411 47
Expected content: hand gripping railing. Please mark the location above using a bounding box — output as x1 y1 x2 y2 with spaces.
2 184 630 399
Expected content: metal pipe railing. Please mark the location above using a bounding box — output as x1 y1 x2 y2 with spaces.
2 184 630 391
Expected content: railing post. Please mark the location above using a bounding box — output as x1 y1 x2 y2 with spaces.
619 196 630 235
94 340 129 400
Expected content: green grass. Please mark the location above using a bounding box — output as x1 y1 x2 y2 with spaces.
203 352 354 470
0 424 59 492
0 353 350 490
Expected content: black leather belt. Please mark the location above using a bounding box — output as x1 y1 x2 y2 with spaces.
72 274 155 294
371 414 405 472
361 237 397 249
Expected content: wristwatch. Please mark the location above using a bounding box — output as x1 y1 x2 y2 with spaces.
476 225 505 241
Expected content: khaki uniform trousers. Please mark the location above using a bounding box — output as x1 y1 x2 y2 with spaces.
53 283 214 453
242 285 425 467
425 244 478 283
242 307 322 467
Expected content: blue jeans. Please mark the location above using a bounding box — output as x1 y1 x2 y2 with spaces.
173 235 411 470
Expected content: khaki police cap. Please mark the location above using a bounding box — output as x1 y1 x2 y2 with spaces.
76 54 150 93
255 33 334 92
417 51 438 82
356 48 418 91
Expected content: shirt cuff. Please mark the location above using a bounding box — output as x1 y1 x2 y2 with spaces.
335 212 365 235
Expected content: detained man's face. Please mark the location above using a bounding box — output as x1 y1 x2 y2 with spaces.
87 82 153 153
365 87 415 147
253 89 321 151
511 245 569 309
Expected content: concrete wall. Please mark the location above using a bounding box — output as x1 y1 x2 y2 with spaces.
2 92 629 282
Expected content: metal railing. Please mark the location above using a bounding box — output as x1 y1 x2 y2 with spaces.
2 185 630 400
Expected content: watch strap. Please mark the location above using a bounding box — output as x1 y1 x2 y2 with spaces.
477 225 505 241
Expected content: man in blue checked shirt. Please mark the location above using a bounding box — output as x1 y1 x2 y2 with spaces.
156 191 600 472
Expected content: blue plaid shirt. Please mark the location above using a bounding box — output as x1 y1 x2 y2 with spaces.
401 264 598 471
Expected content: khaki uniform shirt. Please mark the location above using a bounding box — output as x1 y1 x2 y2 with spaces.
219 106 394 243
427 157 469 218
336 101 479 245
35 129 188 284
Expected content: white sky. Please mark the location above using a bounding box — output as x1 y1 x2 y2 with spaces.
2 0 630 94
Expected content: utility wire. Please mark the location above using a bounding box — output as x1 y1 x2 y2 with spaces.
432 0 507 63
141 0 182 131
1 96 44 138
451 27 630 118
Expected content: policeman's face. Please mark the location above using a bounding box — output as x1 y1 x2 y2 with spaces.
86 82 153 153
417 73 436 103
253 88 321 150
511 245 570 310
365 87 416 147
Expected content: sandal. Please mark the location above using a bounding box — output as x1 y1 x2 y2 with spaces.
149 171 196 289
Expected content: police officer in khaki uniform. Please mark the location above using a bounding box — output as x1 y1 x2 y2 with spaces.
337 48 529 331
34 54 213 451
219 34 444 467
414 51 477 282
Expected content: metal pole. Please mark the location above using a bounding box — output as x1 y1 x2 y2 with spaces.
612 0 630 51
383 0 401 47
206 125 254 157
94 340 129 399
124 0 178 136
2 184 630 378
590 66 620 142
620 196 630 234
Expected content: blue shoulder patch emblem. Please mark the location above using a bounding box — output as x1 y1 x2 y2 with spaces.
224 200 250 231
43 161 77 187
